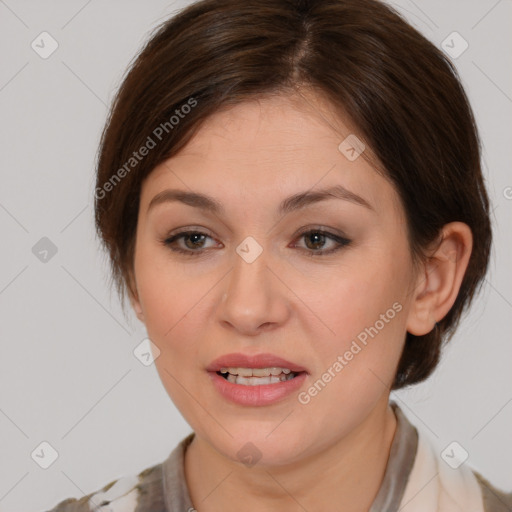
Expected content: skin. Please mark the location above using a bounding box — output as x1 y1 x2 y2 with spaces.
129 91 472 511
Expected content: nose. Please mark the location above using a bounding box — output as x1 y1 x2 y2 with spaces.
217 242 291 336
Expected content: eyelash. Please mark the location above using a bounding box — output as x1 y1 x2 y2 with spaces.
161 228 351 257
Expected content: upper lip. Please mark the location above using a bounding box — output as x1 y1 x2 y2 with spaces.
206 353 308 373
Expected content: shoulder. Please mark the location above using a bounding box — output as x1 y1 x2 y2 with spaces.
473 470 512 512
45 461 166 512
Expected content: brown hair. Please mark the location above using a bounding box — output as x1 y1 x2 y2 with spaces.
94 0 492 390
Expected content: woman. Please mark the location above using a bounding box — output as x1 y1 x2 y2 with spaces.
47 0 511 510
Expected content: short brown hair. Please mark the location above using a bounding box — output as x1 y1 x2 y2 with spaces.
94 0 492 390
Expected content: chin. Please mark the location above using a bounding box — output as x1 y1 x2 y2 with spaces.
198 424 312 468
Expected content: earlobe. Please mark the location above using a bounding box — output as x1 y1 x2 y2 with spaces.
405 222 473 336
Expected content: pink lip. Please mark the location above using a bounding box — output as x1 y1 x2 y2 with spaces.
208 371 308 407
206 352 308 373
206 352 309 407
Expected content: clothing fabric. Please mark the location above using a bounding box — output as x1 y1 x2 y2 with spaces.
45 401 512 511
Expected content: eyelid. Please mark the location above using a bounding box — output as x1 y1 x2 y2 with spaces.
293 225 349 241
163 227 222 248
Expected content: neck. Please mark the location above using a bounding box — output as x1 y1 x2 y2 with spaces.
184 398 397 512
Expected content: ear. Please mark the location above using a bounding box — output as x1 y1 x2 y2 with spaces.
406 222 473 336
127 271 145 323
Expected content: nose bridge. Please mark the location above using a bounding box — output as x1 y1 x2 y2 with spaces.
219 235 288 332
226 235 271 303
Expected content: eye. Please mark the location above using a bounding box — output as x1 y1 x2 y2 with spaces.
292 229 351 256
162 230 220 256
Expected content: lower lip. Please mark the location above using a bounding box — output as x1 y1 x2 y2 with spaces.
208 371 307 406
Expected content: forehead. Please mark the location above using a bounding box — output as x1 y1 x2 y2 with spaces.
164 93 360 169
140 93 402 219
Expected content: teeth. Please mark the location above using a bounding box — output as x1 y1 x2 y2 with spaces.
224 373 296 385
235 374 295 385
253 368 274 377
232 367 253 377
236 375 282 385
219 366 294 377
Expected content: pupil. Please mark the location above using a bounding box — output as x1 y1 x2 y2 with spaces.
186 233 204 249
306 232 324 249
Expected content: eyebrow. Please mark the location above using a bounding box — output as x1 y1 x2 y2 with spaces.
147 184 375 216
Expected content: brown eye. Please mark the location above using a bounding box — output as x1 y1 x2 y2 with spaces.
162 230 218 256
182 232 207 249
304 231 327 250
294 229 351 256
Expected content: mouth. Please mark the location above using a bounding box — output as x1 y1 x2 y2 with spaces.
216 367 304 386
206 352 309 405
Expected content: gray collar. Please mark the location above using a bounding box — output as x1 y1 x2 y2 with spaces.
369 400 419 511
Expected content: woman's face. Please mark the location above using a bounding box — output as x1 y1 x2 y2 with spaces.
131 92 419 466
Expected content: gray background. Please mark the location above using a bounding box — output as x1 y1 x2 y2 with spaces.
0 1 510 510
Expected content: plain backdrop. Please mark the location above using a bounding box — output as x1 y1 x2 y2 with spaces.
0 1 511 510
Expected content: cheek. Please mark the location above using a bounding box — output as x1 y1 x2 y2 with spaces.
311 249 410 384
139 272 208 355
135 239 202 332
133 241 227 385
295 270 408 440
135 253 208 414
318 256 403 332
